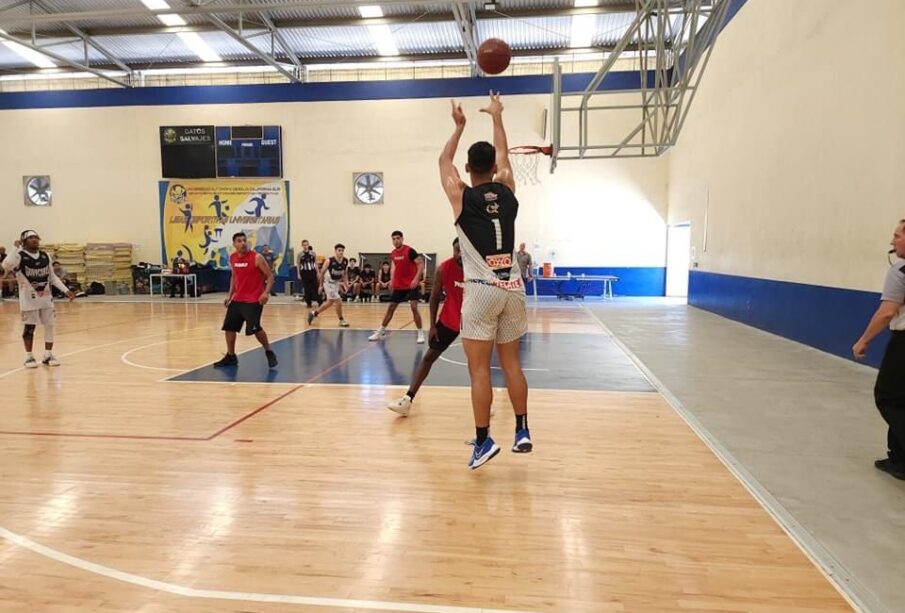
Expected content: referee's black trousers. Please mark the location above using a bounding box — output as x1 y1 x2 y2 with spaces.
300 269 320 308
874 331 905 463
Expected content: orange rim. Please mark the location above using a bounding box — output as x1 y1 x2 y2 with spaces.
509 145 552 156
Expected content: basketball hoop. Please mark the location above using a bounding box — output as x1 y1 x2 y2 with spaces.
509 145 552 186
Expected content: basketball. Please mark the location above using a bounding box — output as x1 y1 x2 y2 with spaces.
477 38 512 75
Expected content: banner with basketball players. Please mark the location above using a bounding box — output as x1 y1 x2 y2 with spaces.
158 179 290 272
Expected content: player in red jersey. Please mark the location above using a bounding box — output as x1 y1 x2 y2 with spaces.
387 238 464 416
213 232 278 369
368 230 426 344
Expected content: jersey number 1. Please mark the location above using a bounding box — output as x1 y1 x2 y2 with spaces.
491 219 503 250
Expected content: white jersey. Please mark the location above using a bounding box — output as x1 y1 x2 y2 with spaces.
1 249 68 312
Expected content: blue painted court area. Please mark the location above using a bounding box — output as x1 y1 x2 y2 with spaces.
170 329 655 392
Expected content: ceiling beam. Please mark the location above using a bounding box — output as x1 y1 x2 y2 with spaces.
7 7 633 38
179 1 302 83
259 12 305 75
0 43 651 77
29 0 133 75
451 2 479 76
0 29 130 87
0 1 693 28
5 6 687 56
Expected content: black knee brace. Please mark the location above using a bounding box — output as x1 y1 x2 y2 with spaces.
22 324 36 340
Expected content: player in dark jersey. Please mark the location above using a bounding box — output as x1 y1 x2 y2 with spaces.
2 230 75 368
376 261 392 295
359 264 376 301
369 231 425 343
439 92 531 470
345 258 362 301
214 232 278 369
308 243 350 327
388 238 465 416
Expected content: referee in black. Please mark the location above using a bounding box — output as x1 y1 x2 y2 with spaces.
297 239 319 308
853 219 905 480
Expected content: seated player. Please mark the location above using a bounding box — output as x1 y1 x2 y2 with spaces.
376 260 392 300
359 263 376 301
168 251 193 298
388 238 464 416
344 258 361 301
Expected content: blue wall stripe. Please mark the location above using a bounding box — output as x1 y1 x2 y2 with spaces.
689 271 887 367
0 70 654 110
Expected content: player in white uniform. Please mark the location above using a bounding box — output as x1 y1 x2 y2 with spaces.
1 230 75 368
438 93 532 469
307 243 351 328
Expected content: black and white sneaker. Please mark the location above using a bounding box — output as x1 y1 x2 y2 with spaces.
213 354 238 368
265 350 278 369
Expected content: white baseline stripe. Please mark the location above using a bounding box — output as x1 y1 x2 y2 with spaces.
0 526 541 613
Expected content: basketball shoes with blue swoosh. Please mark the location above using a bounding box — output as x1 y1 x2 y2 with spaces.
512 429 533 453
468 437 500 470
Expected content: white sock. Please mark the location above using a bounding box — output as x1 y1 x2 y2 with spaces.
44 350 52 358
25 352 34 360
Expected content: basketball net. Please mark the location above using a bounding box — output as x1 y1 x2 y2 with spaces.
509 145 552 186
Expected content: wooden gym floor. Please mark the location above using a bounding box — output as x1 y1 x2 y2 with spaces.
0 300 852 612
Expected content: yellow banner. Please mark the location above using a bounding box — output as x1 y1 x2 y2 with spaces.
158 179 290 272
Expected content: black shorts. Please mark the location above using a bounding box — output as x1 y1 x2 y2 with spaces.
429 321 459 352
391 288 421 303
222 301 264 335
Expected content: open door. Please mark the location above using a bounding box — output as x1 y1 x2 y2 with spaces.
666 223 691 298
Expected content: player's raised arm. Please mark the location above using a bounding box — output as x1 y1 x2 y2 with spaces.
439 100 467 217
479 91 515 193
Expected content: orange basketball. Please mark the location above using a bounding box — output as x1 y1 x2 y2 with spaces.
477 38 512 75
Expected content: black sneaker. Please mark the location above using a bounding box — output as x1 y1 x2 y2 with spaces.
307 311 316 325
874 458 905 480
265 350 278 369
213 353 238 368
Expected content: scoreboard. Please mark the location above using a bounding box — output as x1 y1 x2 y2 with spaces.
216 125 283 178
159 126 216 179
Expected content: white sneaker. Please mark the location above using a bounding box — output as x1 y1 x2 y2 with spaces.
24 356 38 369
43 354 60 367
387 395 412 416
368 329 386 342
416 330 425 344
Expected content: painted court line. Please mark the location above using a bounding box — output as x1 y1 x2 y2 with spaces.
579 304 874 613
204 384 306 440
121 337 208 372
125 329 310 375
436 355 549 372
0 527 539 613
0 326 210 381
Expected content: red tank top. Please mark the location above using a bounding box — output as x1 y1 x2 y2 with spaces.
230 251 265 303
391 245 418 290
438 257 464 332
